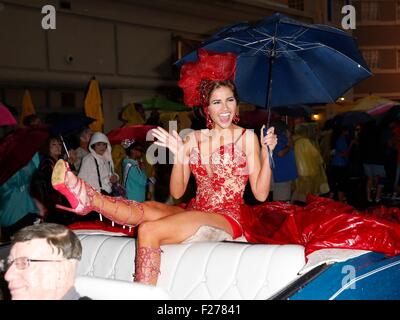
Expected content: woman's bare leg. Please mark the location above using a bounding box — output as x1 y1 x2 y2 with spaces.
134 211 233 285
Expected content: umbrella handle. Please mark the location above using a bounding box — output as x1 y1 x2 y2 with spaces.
263 127 275 169
267 147 275 169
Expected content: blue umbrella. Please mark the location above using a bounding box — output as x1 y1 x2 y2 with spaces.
176 13 372 116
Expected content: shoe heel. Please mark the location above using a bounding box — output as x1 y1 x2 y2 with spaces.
56 204 89 216
56 204 78 213
52 160 80 209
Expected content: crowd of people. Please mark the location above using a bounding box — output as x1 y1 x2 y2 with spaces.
1 90 399 241
266 114 400 209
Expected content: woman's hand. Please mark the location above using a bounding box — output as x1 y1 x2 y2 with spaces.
151 127 183 155
261 125 278 152
68 149 77 163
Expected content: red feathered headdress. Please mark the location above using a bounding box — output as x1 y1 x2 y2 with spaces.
178 49 237 107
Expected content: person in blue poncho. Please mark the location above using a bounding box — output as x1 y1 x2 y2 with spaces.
0 153 42 241
271 121 298 202
122 139 148 202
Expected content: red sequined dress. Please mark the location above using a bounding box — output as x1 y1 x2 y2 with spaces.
184 129 400 256
186 129 248 237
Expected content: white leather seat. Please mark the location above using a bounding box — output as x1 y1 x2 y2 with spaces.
75 276 172 300
75 233 306 300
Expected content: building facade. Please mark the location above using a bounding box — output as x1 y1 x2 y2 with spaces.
0 0 324 131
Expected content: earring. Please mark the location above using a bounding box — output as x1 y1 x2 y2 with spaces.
206 114 214 129
233 113 240 124
204 107 214 129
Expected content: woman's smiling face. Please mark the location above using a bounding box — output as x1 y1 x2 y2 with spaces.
207 85 238 130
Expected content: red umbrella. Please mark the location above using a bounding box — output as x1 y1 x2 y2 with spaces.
0 125 50 185
0 102 17 126
107 124 157 145
239 108 281 129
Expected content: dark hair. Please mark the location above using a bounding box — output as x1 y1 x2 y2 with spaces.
11 223 82 260
271 120 288 136
41 136 62 157
126 141 144 155
79 127 92 139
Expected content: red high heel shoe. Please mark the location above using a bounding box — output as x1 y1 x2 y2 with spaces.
52 160 145 227
51 159 96 215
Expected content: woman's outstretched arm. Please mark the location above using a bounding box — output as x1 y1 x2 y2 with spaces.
151 128 194 199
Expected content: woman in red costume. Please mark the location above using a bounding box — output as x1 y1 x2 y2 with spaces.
51 49 278 285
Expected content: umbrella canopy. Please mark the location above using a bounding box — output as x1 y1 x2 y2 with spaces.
351 95 396 112
176 13 371 111
84 77 103 132
107 124 157 145
0 125 49 185
333 111 374 127
45 113 95 136
140 97 190 112
367 102 398 117
0 102 17 126
377 105 400 126
272 104 314 117
19 89 36 127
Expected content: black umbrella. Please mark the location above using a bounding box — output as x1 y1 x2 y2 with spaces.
46 113 95 136
272 104 314 117
334 111 374 127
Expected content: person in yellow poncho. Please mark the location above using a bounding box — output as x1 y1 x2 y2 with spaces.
111 144 126 179
120 103 145 126
291 122 330 203
159 111 192 132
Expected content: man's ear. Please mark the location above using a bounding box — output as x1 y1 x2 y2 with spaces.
55 260 71 288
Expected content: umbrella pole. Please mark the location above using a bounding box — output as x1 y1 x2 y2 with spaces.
265 34 277 169
59 135 70 159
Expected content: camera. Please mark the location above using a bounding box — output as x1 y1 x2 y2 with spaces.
65 55 74 64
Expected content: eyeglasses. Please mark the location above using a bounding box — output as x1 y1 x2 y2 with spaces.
5 257 64 271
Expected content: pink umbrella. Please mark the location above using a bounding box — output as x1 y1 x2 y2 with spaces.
0 102 17 126
367 102 397 117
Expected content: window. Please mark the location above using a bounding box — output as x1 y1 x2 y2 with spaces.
397 1 400 20
362 48 397 71
174 36 203 60
361 1 378 21
288 0 304 11
329 0 348 24
397 50 400 70
362 50 379 69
